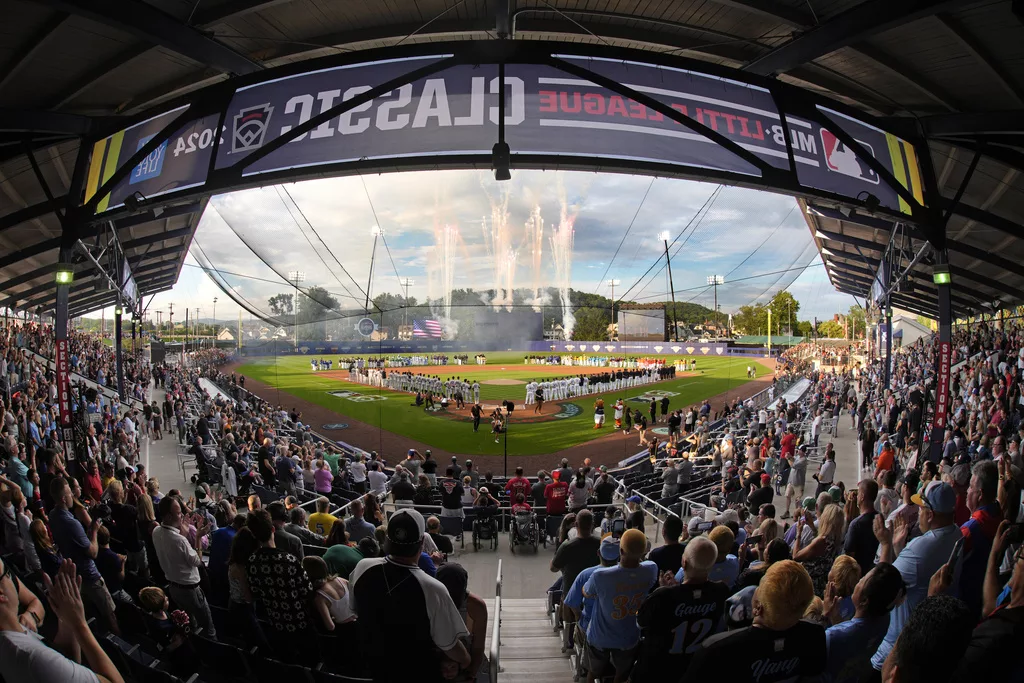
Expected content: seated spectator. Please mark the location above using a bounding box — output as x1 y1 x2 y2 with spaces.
414 474 434 505
581 529 658 683
436 563 488 681
426 516 454 557
0 557 124 683
303 555 355 630
635 536 728 682
344 498 376 543
880 595 974 683
350 509 470 682
684 560 825 682
823 562 905 683
308 496 339 537
324 525 363 579
286 507 325 545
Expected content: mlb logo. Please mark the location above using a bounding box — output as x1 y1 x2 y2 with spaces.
820 129 879 184
232 103 274 153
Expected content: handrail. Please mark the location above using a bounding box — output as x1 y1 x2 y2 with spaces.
489 559 502 683
23 347 147 410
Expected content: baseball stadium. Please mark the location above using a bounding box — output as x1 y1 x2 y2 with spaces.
2 1 1024 682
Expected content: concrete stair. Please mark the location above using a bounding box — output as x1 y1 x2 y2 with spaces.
496 598 575 683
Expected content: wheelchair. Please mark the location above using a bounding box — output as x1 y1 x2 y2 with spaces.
471 508 499 551
509 511 540 553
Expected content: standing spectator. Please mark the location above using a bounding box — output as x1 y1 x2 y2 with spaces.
544 473 570 516
268 502 303 559
344 498 376 543
879 595 974 683
349 455 367 493
844 478 881 577
304 555 355 629
93 526 129 605
556 459 574 487
440 469 466 519
276 451 298 497
208 513 244 597
793 504 845 597
436 563 489 681
783 446 808 520
683 561 826 683
551 510 601 593
569 472 593 512
594 468 616 505
634 536 729 682
151 496 216 639
47 478 118 635
308 497 339 537
245 509 312 637
350 509 470 682
581 529 658 683
105 481 146 578
815 448 836 497
0 557 124 683
323 526 363 579
870 481 961 673
505 467 531 502
648 515 685 575
367 462 389 496
958 460 1002 618
823 562 906 683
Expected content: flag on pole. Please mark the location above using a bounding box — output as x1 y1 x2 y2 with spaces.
412 319 443 338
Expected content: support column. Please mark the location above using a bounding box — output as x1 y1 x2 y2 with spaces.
884 303 893 390
929 249 953 463
115 306 125 400
54 240 76 469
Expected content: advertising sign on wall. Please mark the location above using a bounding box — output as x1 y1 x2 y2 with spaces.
85 53 925 214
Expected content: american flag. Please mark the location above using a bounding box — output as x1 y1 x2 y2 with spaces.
412 319 443 338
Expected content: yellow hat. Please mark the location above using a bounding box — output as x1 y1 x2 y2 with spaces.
620 528 647 557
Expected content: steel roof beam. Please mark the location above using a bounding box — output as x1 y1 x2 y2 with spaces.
744 0 963 76
0 109 93 135
114 202 203 231
0 13 70 94
0 197 65 233
934 15 1024 106
26 0 262 76
946 200 1024 241
915 111 1024 137
120 225 194 250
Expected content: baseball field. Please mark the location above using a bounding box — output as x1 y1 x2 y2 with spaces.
234 352 771 456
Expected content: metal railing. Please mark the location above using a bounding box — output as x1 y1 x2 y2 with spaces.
489 559 503 683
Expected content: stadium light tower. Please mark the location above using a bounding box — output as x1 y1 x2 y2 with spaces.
607 279 620 339
288 270 305 348
707 275 724 338
366 226 382 313
212 296 218 342
659 232 678 342
399 277 415 330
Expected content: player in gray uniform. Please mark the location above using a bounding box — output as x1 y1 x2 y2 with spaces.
472 381 480 404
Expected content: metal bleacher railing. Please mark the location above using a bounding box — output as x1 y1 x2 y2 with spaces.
489 559 503 683
24 347 147 412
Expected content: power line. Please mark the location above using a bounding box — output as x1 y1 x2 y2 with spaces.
593 176 656 294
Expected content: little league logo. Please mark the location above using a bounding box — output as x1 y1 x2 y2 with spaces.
628 390 680 403
322 423 349 430
553 403 583 419
327 390 386 402
232 103 273 153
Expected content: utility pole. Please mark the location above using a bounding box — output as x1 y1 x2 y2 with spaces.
366 226 381 313
288 270 305 348
607 279 620 340
707 275 723 339
659 231 678 342
399 277 415 330
212 297 218 343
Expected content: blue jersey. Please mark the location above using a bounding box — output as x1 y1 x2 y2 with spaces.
564 565 603 633
583 561 658 650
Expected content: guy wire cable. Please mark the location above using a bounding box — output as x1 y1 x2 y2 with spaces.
594 177 656 294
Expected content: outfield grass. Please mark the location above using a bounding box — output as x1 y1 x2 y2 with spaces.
236 354 769 456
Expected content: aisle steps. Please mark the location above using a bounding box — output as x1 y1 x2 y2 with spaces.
498 597 574 683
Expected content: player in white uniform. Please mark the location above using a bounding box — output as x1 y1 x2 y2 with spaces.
525 381 535 405
472 381 480 404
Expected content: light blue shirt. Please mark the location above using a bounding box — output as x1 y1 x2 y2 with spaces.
564 564 604 633
871 524 961 670
675 555 740 588
583 561 658 650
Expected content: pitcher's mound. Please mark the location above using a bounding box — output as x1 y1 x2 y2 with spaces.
481 378 526 385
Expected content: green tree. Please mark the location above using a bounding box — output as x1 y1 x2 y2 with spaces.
268 293 293 317
296 286 340 341
768 291 800 336
733 304 769 335
848 304 866 339
817 319 845 338
571 307 612 341
795 320 813 337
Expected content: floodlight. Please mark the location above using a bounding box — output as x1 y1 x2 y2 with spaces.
658 231 671 242
114 305 123 316
371 225 383 237
706 275 724 285
932 264 951 285
55 263 74 284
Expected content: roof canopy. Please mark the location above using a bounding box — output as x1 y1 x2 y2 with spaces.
1 0 1022 316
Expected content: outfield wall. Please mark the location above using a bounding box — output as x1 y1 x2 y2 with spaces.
238 339 779 357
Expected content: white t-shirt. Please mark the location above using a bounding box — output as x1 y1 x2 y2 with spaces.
0 629 100 683
368 470 389 494
350 461 367 483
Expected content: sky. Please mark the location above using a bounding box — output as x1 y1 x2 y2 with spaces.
104 169 858 326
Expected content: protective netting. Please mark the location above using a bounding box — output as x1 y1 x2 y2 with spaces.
188 169 824 343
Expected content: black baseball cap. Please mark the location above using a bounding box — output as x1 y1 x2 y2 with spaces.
386 509 425 555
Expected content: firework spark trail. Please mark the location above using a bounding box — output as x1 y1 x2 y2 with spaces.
525 205 545 310
550 200 577 339
482 187 516 311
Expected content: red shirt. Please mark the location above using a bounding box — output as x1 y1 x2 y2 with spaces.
780 433 796 457
544 481 569 514
506 476 531 502
512 502 532 515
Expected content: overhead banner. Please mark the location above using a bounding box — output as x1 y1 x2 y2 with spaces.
85 53 924 214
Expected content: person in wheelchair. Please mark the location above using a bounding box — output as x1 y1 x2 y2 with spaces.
473 487 499 518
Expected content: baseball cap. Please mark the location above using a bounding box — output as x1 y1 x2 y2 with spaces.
687 516 704 535
950 463 971 488
802 496 816 510
715 509 740 526
386 509 425 554
760 473 771 484
599 465 608 473
620 529 647 556
911 481 956 514
599 536 621 561
828 486 842 502
626 495 642 504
